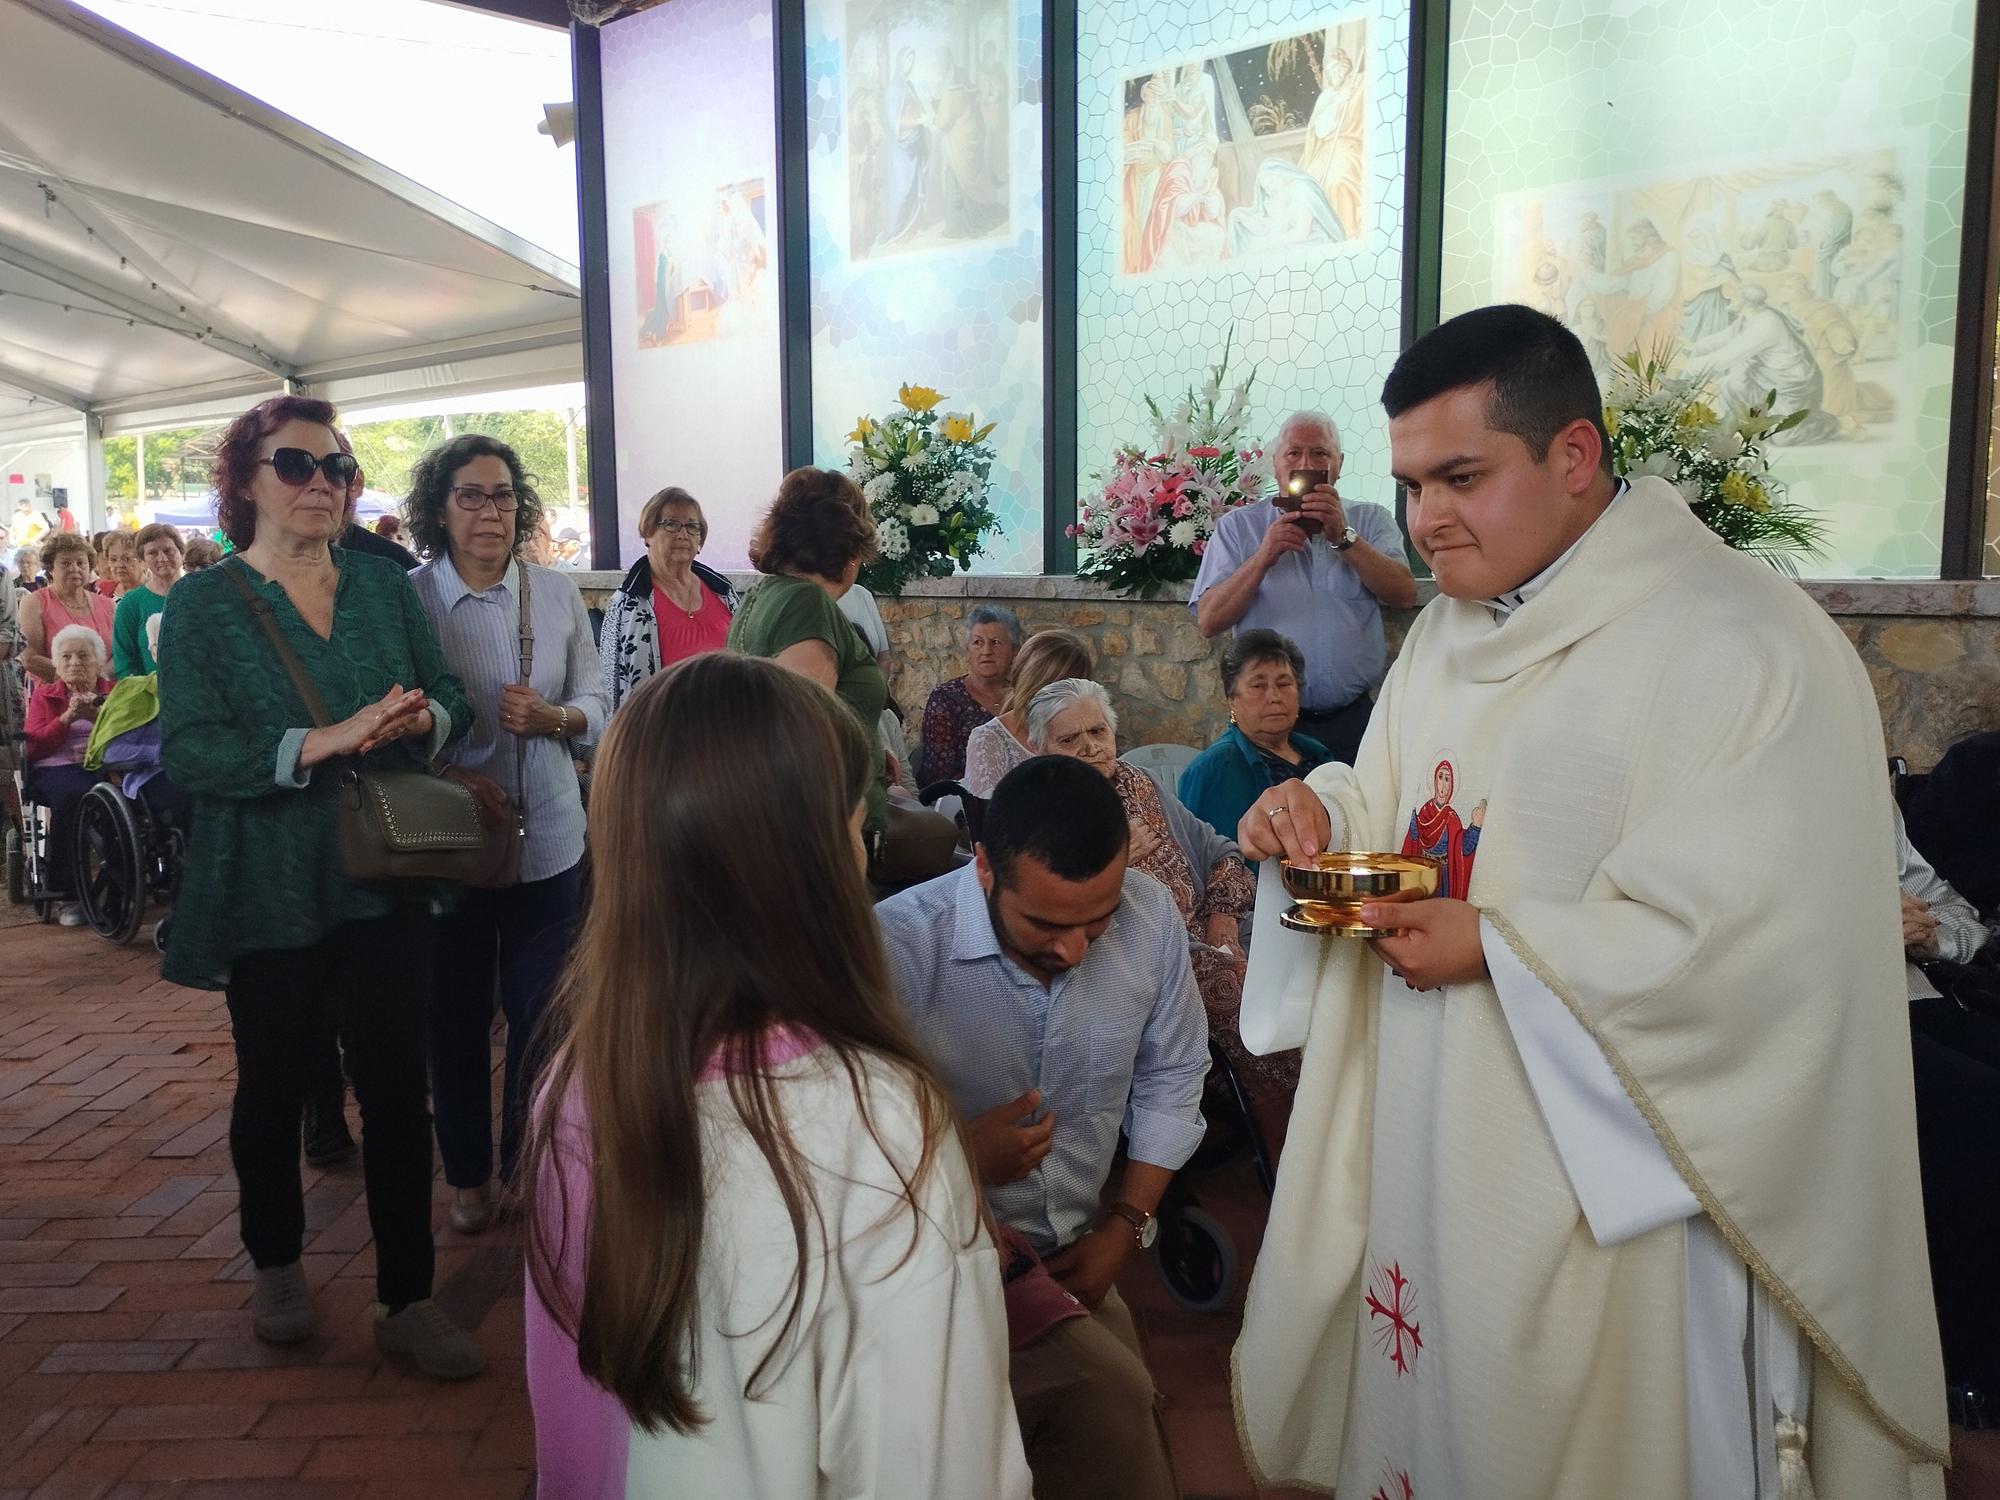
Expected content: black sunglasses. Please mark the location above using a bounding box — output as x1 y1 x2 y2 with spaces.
260 448 360 487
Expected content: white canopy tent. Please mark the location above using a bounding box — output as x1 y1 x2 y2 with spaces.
0 0 582 517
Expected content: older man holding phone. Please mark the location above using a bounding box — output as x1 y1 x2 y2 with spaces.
1190 409 1416 762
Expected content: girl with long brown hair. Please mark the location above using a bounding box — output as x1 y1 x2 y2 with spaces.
523 652 1030 1499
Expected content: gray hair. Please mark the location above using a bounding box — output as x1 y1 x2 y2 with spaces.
1275 409 1343 453
1220 628 1305 698
965 603 1023 647
50 624 104 664
1027 677 1118 751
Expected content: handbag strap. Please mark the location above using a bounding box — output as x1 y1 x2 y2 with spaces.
220 558 334 730
513 560 532 828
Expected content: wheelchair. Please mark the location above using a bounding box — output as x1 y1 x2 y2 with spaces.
9 765 186 946
1150 1039 1277 1314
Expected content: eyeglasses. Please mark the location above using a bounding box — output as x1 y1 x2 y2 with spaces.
259 448 359 487
652 519 702 537
450 487 520 512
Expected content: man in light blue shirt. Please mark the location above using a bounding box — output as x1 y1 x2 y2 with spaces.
876 755 1203 1500
1190 409 1417 762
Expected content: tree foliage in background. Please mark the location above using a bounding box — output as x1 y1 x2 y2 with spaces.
104 410 587 511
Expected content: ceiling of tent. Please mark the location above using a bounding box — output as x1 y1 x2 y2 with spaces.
0 0 582 430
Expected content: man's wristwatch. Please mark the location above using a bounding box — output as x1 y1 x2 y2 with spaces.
1333 526 1358 551
1103 1201 1158 1250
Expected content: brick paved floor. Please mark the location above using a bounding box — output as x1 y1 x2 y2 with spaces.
0 916 1994 1499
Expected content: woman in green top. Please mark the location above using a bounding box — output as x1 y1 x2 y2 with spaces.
157 395 483 1383
111 522 183 677
727 467 890 840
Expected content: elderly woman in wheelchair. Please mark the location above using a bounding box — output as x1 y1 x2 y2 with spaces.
23 624 114 925
19 617 189 940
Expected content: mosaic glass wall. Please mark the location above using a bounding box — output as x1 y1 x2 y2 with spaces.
803 0 1046 574
601 0 784 570
1076 0 1409 542
1442 0 1977 579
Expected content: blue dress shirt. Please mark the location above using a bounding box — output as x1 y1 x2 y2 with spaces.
412 555 608 883
875 863 1211 1253
1188 499 1405 711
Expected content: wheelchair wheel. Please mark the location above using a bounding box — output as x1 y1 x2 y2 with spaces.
1153 1203 1237 1315
74 783 146 945
5 822 22 906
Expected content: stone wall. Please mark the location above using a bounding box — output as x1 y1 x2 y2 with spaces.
576 574 2000 770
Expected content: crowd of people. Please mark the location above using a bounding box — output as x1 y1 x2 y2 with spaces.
7 301 1996 1499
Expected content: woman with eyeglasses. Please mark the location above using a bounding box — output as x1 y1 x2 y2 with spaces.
157 395 483 1381
18 532 115 683
406 435 606 1237
600 485 738 712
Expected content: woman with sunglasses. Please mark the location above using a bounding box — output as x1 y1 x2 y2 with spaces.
157 395 483 1381
407 434 605 1237
600 485 738 713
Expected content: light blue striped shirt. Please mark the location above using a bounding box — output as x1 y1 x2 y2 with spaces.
875 863 1210 1253
412 555 607 883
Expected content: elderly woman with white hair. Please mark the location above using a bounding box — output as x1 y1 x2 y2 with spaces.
24 623 114 924
1027 678 1297 1143
919 604 1022 784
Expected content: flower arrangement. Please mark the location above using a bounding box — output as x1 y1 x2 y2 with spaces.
844 383 1003 596
1071 341 1270 598
1603 346 1825 570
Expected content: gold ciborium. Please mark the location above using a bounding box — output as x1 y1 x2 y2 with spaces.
1279 853 1442 937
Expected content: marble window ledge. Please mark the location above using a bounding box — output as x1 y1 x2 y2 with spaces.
573 571 2000 617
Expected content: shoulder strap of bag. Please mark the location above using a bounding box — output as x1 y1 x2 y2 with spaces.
221 558 333 729
514 560 533 826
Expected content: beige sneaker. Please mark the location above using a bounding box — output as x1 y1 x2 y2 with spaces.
251 1261 314 1344
373 1299 485 1381
449 1183 494 1236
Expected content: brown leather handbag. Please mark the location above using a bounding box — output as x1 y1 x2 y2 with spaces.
222 559 523 891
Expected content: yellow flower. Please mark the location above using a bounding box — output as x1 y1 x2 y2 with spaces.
898 383 945 413
1719 470 1753 506
1603 405 1621 437
973 421 997 443
1746 479 1771 513
846 416 874 445
1677 401 1718 434
940 413 975 443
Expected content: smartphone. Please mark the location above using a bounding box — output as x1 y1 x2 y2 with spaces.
1278 467 1329 535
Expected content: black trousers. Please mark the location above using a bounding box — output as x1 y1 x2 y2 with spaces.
428 863 582 1191
1295 696 1374 766
27 763 98 895
224 907 437 1310
1910 995 2000 1388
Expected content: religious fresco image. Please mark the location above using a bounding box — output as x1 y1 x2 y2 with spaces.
1496 144 1913 446
632 178 773 349
1117 14 1368 279
843 0 1014 262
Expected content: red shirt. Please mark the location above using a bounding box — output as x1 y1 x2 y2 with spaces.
653 580 730 667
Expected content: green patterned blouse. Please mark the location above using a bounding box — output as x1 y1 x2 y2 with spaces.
158 551 469 990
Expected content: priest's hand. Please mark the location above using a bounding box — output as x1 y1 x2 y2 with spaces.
1239 780 1332 863
1901 893 1941 958
1045 1224 1132 1310
1363 898 1488 990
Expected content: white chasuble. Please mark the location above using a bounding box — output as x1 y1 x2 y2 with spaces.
1232 479 1946 1500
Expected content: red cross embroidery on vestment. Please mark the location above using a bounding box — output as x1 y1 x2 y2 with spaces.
1365 1259 1422 1375
1371 1465 1414 1500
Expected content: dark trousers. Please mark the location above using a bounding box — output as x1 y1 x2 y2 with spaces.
1910 995 2000 1388
1295 696 1374 766
225 907 437 1310
428 863 582 1191
27 763 99 895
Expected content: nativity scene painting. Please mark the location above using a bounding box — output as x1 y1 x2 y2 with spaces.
633 179 773 350
1117 15 1369 279
1495 144 1913 447
842 0 1016 263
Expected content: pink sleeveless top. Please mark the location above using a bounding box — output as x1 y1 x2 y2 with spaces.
39 589 116 663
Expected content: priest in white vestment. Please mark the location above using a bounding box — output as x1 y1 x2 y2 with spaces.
1232 304 1947 1500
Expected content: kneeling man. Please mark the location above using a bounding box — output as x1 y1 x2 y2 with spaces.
1233 305 1946 1499
877 755 1207 1500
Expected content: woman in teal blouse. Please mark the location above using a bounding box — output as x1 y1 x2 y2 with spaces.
726 467 890 841
158 395 481 1382
1177 629 1331 852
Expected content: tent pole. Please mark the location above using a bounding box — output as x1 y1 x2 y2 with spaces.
84 413 106 528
